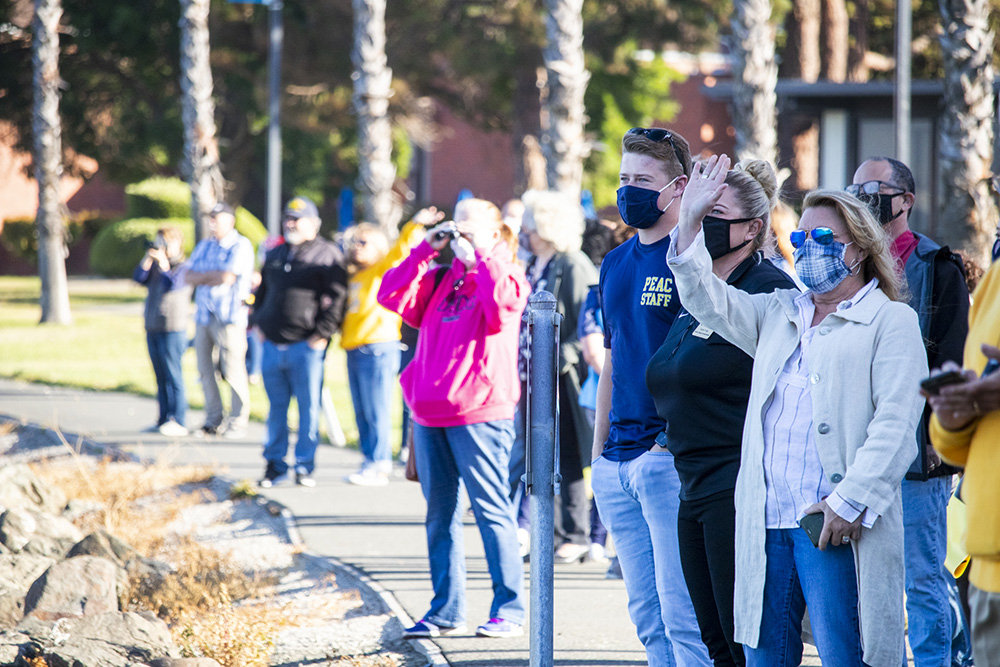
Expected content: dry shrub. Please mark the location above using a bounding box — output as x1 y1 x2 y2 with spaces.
125 535 274 621
331 656 402 667
175 585 288 667
29 451 215 554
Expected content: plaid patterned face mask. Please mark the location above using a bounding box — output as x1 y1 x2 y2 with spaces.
793 238 857 293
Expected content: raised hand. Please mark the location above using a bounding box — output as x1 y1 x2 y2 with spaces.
675 154 731 254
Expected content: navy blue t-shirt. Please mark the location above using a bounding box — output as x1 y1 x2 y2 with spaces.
599 233 682 460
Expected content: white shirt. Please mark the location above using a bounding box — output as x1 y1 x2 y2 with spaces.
762 279 880 529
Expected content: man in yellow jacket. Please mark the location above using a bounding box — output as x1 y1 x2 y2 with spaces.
928 257 1000 667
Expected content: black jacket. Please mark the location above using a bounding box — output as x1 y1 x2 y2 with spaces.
645 255 797 501
250 237 348 344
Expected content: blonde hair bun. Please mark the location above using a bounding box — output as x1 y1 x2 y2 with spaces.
734 159 778 207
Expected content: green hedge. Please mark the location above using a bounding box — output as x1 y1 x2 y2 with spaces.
0 216 92 264
89 218 194 278
124 177 267 248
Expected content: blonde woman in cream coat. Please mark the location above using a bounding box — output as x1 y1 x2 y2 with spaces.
666 155 926 667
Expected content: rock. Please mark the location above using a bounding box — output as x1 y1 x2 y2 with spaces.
147 659 223 667
0 507 84 558
0 628 32 664
23 556 120 621
68 531 141 566
0 553 56 628
31 611 180 667
0 465 67 516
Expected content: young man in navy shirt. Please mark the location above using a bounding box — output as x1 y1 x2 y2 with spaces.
591 128 711 666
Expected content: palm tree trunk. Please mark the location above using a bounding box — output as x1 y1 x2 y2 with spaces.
179 0 225 242
352 0 396 235
541 0 590 198
938 0 997 262
730 0 778 165
33 0 71 325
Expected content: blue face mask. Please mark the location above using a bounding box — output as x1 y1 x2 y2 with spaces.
616 177 679 230
793 238 859 293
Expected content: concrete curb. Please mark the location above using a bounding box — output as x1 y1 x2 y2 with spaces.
273 497 450 667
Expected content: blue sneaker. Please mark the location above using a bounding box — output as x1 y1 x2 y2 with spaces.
475 618 523 638
402 619 467 638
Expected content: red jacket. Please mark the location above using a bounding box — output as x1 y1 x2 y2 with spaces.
377 240 529 427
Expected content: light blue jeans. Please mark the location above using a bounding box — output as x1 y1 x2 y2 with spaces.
902 476 971 666
261 339 325 475
591 449 711 667
414 420 525 627
346 341 400 465
744 528 866 667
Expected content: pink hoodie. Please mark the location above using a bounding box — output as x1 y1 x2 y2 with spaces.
377 240 529 428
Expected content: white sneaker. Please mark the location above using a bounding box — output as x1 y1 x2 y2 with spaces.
158 421 189 437
517 528 530 559
346 466 389 487
589 542 608 564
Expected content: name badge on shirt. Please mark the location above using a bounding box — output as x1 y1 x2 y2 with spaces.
692 324 714 339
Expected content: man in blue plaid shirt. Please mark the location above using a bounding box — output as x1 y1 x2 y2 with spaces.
185 203 255 438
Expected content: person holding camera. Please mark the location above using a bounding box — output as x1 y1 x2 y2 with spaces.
378 198 529 639
133 226 192 437
668 156 926 667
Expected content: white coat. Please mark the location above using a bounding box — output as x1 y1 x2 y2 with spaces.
667 231 926 667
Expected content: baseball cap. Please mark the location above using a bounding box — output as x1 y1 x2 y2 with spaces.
209 202 235 217
283 196 319 220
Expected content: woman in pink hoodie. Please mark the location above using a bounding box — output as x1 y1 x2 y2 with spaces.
378 198 530 639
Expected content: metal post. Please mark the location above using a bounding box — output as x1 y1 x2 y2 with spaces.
266 0 283 236
894 0 911 165
525 290 560 667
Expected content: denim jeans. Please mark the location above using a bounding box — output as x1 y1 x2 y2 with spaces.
346 341 400 465
902 476 971 666
261 339 325 475
413 420 525 627
591 449 711 667
743 528 865 667
147 330 187 427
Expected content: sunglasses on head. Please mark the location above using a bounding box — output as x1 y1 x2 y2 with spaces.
789 227 838 248
845 180 905 197
627 127 688 177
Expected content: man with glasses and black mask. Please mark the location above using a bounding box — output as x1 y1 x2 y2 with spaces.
590 127 711 667
849 157 972 667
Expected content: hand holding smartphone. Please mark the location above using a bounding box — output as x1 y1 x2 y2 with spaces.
799 512 825 548
920 370 967 395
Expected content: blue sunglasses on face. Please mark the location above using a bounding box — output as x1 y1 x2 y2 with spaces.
789 227 836 248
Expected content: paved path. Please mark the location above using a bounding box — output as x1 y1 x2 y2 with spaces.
1 378 660 666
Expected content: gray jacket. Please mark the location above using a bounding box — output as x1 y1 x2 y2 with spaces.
134 261 192 332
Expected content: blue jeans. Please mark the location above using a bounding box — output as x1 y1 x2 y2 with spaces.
591 449 711 667
346 341 400 465
261 339 325 475
744 528 865 667
902 476 971 666
147 330 188 426
413 420 525 627
246 330 263 377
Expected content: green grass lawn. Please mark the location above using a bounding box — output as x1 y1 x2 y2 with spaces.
0 276 403 449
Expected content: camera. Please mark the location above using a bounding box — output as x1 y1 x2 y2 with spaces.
145 236 166 251
433 228 461 242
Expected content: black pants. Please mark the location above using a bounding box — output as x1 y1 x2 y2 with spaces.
554 373 588 547
677 490 745 666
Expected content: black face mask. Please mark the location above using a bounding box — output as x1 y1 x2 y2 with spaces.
859 192 906 225
703 215 756 260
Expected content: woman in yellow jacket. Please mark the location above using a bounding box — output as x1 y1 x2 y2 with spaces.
342 207 443 486
927 257 1000 666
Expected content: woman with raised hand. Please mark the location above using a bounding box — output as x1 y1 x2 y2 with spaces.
377 198 529 640
645 159 796 666
667 155 926 667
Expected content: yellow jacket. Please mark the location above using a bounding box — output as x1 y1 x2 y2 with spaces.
931 260 1000 593
341 221 424 350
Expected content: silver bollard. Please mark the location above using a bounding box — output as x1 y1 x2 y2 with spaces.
525 290 560 667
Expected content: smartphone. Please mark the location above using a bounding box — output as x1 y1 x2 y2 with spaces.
983 359 1000 377
920 370 968 395
799 512 824 548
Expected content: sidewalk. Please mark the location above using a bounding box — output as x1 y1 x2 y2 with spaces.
0 378 657 667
